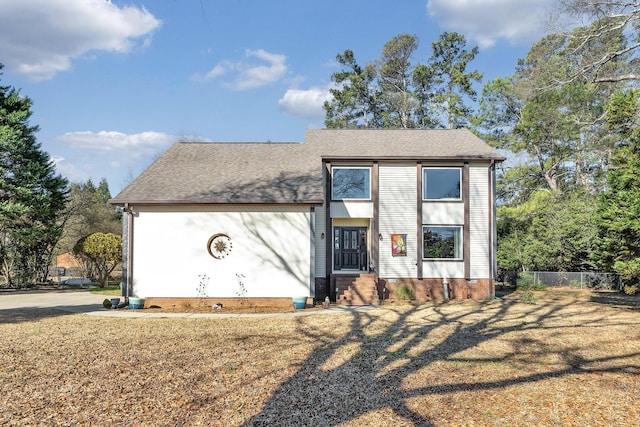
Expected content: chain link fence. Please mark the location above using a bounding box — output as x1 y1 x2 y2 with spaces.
522 271 621 290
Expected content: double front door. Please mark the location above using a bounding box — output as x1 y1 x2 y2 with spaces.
334 227 368 270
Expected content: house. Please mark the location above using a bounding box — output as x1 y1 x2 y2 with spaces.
109 129 505 306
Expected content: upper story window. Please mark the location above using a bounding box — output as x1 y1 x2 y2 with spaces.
423 167 461 200
332 167 371 200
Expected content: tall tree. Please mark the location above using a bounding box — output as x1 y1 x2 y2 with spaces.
425 32 482 129
595 89 640 284
498 189 598 272
477 30 618 195
323 50 380 129
475 19 631 274
556 0 640 83
325 32 483 130
0 64 68 286
377 33 419 128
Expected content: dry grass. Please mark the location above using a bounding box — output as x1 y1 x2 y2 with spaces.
1 289 639 426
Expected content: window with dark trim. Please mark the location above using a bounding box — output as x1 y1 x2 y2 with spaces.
423 226 462 259
423 168 461 200
331 167 371 200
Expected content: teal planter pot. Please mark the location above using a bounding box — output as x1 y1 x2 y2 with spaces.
129 297 145 309
292 297 307 310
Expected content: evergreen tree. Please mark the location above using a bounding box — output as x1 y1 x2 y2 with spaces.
0 64 68 286
424 32 482 129
324 32 481 130
323 50 380 129
596 89 640 285
377 33 419 128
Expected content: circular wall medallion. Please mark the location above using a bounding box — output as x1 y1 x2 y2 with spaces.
207 233 233 259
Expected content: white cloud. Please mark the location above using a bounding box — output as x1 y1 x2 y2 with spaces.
427 0 553 48
53 130 176 190
195 49 289 90
57 130 175 156
279 87 332 119
0 0 162 80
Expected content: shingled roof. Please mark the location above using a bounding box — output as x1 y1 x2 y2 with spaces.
110 128 504 205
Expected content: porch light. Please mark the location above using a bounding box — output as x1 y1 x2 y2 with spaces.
378 233 383 241
321 232 325 239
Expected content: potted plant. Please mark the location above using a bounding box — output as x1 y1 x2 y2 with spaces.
292 296 307 309
129 296 145 309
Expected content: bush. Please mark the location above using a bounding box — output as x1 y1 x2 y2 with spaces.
533 282 547 291
516 273 534 289
102 298 112 309
516 273 545 290
394 283 415 301
520 289 538 304
623 285 639 296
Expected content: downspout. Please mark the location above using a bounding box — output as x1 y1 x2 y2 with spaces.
310 206 316 299
488 160 496 296
126 203 133 299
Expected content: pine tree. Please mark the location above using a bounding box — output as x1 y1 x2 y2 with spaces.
596 89 640 285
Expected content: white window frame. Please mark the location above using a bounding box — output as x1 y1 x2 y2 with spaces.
423 226 463 260
331 167 371 200
423 167 462 201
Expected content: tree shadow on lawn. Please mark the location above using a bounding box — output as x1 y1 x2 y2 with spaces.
0 307 95 324
589 290 640 310
243 297 640 426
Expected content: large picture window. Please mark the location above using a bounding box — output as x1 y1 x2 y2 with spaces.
423 226 462 259
423 168 461 200
332 167 371 200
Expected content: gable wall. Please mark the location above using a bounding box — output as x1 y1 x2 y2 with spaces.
130 205 312 299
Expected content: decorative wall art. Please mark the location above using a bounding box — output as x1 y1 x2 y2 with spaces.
391 233 407 257
207 233 233 259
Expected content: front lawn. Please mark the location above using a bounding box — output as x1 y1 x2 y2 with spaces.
88 282 121 295
1 289 639 426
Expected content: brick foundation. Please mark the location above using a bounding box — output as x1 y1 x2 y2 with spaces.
379 278 492 303
143 297 299 311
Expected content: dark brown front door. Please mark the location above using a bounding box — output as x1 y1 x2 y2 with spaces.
334 227 368 270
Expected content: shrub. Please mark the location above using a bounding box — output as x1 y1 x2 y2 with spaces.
102 298 112 309
516 273 535 289
533 282 547 291
623 285 639 296
520 289 538 304
394 283 415 301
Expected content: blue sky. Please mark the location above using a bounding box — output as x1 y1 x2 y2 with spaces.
0 0 555 195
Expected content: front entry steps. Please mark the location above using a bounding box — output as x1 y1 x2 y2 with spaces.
335 274 380 306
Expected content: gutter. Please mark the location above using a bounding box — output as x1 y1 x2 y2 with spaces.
108 199 325 206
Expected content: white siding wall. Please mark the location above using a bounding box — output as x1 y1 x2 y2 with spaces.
422 261 465 279
422 203 464 224
131 205 311 298
378 164 418 277
330 201 374 218
469 165 490 278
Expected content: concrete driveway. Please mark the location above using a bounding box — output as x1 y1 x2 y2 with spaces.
0 289 108 314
